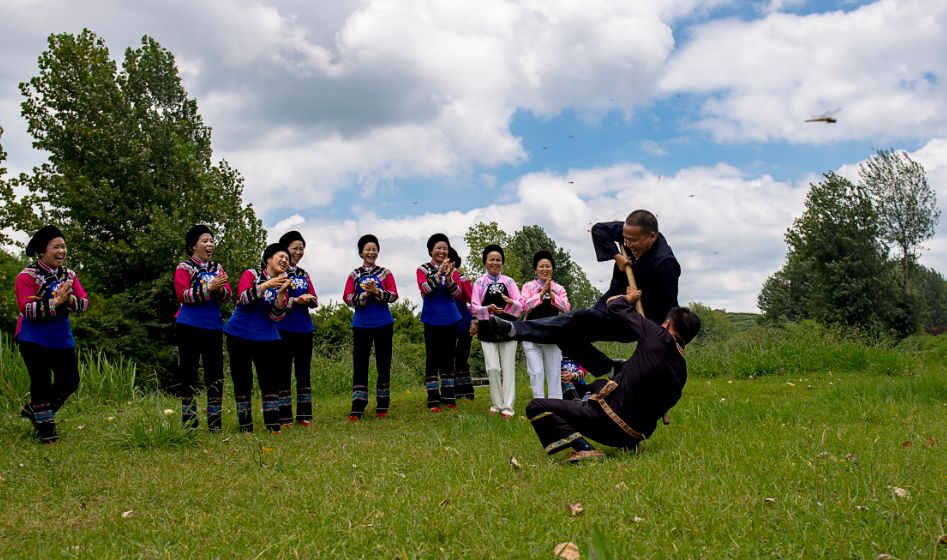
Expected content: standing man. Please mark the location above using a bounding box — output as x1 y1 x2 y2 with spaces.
478 209 680 378
525 289 701 462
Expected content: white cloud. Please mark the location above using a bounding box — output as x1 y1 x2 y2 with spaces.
662 0 947 143
275 161 811 313
0 0 697 213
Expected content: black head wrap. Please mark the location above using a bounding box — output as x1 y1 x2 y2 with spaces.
26 225 65 257
261 243 289 270
482 244 504 264
532 250 555 270
184 224 213 254
278 230 305 248
447 247 462 268
358 234 379 256
427 233 449 255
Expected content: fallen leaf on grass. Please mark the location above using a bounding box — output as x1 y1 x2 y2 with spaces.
938 534 947 545
261 447 273 453
567 502 584 517
76 425 85 430
107 416 115 422
221 437 230 443
889 486 910 499
439 499 450 507
816 451 830 459
615 481 628 491
786 382 796 387
162 409 174 416
901 440 912 448
928 436 937 447
764 497 777 505
554 542 580 560
633 516 644 523
875 554 898 560
845 453 858 463
509 456 522 470
121 510 134 518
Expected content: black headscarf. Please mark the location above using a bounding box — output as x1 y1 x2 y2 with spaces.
532 250 555 270
482 244 504 264
261 243 289 270
185 224 213 255
278 230 305 248
26 225 65 257
427 233 449 255
358 234 379 256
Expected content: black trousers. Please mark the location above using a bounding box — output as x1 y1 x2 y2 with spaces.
279 330 313 422
226 335 285 432
526 397 640 454
19 341 80 443
513 308 635 376
423 323 457 408
453 329 474 400
174 323 224 431
350 324 393 416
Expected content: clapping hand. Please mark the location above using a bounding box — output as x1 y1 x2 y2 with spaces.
54 278 73 306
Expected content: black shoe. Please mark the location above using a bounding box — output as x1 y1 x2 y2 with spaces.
20 404 33 420
489 316 514 342
476 318 500 342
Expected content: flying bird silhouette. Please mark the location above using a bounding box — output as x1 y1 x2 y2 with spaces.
805 108 841 123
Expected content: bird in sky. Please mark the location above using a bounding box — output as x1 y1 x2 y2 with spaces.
805 108 841 123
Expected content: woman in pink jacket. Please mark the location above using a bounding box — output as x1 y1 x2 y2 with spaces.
519 250 570 399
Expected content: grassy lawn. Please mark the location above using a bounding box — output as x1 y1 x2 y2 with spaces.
1 338 945 558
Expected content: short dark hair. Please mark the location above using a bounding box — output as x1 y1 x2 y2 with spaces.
625 209 658 234
666 306 701 346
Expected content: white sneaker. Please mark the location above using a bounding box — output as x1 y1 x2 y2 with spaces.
501 409 515 419
488 405 500 414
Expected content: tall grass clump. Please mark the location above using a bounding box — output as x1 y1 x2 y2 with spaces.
0 333 141 410
687 320 914 378
104 402 199 449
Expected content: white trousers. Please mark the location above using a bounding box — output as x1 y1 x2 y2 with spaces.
481 340 518 413
522 341 563 399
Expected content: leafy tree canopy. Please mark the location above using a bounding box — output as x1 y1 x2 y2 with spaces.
0 30 266 384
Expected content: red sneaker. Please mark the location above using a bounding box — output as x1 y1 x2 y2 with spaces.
298 419 312 427
348 415 359 422
446 404 457 410
376 412 388 419
429 407 441 413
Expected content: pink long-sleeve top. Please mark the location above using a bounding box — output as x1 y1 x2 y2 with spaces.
173 257 232 330
520 278 570 320
15 260 89 349
469 273 523 321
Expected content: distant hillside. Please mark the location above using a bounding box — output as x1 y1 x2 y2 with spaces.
725 312 760 332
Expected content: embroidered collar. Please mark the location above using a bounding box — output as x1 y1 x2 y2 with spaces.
486 273 502 283
36 259 64 276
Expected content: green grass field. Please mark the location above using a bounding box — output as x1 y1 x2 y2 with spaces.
1 332 945 559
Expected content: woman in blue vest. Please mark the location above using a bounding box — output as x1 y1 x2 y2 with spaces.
277 231 318 427
415 233 462 412
172 225 232 431
14 225 89 443
343 234 399 419
224 243 291 433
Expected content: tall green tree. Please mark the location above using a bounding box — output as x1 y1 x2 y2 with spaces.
463 221 516 280
463 221 600 309
1 30 266 384
759 172 904 333
859 148 941 298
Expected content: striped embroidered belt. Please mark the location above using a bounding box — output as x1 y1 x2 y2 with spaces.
589 380 645 441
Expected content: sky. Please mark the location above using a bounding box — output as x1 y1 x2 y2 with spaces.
2 0 946 312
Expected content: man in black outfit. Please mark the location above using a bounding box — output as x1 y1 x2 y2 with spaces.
525 290 700 462
478 209 681 377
